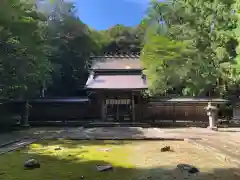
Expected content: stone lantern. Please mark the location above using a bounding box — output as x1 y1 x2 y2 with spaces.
204 102 218 131
21 101 31 128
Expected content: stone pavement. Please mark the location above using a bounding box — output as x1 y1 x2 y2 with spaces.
0 139 39 155
1 127 240 166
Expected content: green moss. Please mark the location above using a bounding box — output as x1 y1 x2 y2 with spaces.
0 140 138 180
0 140 237 180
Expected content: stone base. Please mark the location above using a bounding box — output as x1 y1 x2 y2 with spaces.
207 126 218 131
21 124 30 128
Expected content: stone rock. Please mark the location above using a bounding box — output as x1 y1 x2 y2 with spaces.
98 148 111 152
96 164 113 172
218 119 229 125
188 167 199 174
177 164 199 174
160 146 172 152
54 147 62 151
24 159 40 169
234 172 240 177
208 126 218 131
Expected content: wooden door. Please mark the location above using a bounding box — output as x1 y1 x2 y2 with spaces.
105 98 132 121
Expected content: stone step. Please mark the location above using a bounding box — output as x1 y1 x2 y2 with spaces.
84 122 151 128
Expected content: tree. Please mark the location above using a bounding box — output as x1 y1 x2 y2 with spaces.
42 1 100 96
141 29 195 95
0 0 51 99
100 24 143 54
141 0 238 97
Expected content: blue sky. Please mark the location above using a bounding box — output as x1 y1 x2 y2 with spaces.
75 0 150 30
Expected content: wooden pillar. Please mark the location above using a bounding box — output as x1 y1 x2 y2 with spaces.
138 93 142 122
132 92 135 122
101 94 106 121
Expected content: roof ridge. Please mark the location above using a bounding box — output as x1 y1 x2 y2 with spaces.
90 53 140 59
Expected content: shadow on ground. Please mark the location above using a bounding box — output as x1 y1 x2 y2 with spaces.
38 139 132 148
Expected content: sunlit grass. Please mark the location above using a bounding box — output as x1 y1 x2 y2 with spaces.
0 140 239 180
28 140 135 168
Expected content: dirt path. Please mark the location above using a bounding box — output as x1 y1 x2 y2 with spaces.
131 141 240 180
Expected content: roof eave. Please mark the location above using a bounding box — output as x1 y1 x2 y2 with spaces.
85 88 148 91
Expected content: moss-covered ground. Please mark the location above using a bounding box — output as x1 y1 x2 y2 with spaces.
0 140 239 180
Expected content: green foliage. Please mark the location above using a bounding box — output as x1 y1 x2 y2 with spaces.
47 16 100 96
0 0 51 99
39 0 100 96
142 0 238 97
141 30 195 95
99 24 144 54
0 0 102 98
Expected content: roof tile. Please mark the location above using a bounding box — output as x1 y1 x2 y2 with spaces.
91 55 142 70
85 74 147 90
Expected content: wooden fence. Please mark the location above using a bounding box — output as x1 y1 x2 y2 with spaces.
0 97 229 126
28 98 99 125
143 102 208 121
135 98 229 126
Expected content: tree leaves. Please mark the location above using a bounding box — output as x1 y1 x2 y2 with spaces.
141 0 238 97
141 31 195 95
0 0 52 99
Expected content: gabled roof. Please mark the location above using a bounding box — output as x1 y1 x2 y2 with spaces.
90 54 141 70
85 74 147 90
86 54 147 90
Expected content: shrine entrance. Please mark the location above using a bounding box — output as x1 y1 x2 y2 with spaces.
105 98 132 121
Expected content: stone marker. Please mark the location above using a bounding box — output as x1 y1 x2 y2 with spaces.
204 102 218 131
24 159 40 169
96 164 113 172
21 101 31 127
